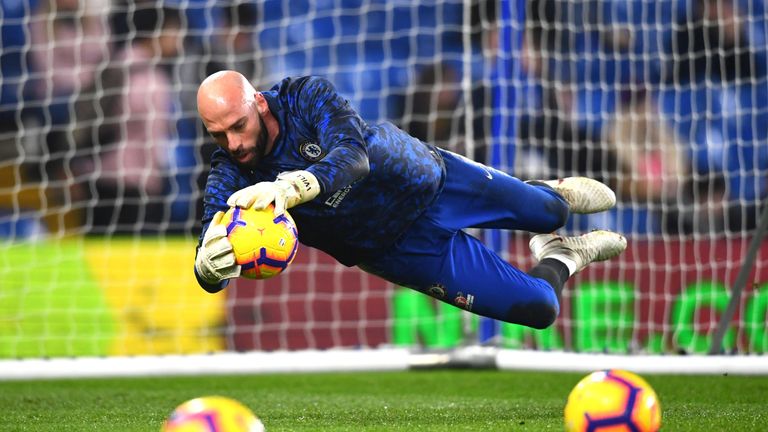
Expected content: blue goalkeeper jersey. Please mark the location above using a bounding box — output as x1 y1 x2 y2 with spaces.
199 76 446 268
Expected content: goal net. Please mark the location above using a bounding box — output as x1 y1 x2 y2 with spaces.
1 0 767 378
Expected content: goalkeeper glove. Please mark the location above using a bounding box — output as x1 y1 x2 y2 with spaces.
194 211 241 284
227 170 321 215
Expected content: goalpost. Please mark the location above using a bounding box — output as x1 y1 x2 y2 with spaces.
1 0 767 380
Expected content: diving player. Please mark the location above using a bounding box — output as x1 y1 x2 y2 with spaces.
194 71 626 329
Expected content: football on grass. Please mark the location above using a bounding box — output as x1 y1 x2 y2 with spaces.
223 205 298 280
162 395 265 432
564 369 661 432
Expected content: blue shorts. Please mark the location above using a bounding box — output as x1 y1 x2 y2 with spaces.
359 149 569 327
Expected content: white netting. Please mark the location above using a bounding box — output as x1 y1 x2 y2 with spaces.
0 0 766 370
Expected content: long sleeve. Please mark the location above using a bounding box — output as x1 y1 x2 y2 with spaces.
281 76 370 193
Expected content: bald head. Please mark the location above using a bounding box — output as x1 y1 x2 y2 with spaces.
197 71 269 166
197 70 255 118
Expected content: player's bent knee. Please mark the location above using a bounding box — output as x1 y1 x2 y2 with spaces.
505 301 559 330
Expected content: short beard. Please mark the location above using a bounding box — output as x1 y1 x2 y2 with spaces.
255 115 269 160
240 115 270 168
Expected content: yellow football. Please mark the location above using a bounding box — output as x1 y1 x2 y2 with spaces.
564 369 661 432
222 205 299 279
162 395 265 432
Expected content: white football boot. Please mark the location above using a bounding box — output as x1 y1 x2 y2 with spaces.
529 230 627 274
539 177 617 214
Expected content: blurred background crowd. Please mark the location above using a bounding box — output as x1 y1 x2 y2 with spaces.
0 0 766 238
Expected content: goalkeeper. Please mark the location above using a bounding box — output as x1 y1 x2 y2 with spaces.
194 71 626 329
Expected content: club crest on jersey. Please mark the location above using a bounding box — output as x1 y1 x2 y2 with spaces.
426 283 446 299
299 141 323 161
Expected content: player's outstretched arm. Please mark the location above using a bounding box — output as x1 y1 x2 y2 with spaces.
194 211 241 292
227 170 321 214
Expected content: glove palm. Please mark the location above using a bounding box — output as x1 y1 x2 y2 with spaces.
195 211 241 284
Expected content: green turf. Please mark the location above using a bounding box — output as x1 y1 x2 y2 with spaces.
0 370 766 431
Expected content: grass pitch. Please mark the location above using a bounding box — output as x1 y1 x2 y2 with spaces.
1 370 766 431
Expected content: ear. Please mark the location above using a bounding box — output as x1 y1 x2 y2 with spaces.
254 92 270 115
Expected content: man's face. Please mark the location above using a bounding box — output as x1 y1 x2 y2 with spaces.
200 97 267 167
